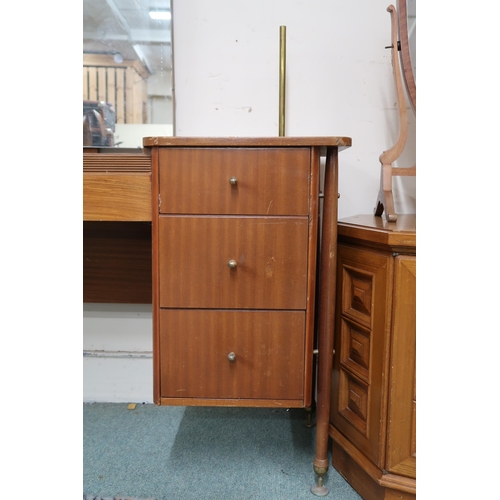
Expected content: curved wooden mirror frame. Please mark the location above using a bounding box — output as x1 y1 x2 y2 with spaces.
374 1 416 222
398 0 416 112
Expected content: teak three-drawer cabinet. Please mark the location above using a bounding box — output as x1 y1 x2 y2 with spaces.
143 136 351 408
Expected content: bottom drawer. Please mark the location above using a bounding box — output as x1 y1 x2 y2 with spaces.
158 309 305 401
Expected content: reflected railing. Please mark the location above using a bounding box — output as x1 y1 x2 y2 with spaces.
83 0 173 149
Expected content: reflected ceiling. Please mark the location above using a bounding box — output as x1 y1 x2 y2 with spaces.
83 0 172 74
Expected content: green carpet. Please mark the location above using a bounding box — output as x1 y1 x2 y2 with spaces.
83 403 362 500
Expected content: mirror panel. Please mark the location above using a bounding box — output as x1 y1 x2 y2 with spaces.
407 0 416 82
83 0 173 148
397 0 416 111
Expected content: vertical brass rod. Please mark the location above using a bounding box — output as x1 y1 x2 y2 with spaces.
279 25 286 136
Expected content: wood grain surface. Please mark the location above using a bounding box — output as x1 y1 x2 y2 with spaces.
159 309 305 400
158 148 310 215
158 215 309 310
83 221 152 303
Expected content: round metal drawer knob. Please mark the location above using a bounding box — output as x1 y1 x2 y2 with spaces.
227 352 236 362
229 177 238 186
228 259 237 269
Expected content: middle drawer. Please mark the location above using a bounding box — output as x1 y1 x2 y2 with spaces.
159 215 309 310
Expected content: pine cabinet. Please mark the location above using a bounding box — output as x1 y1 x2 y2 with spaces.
315 214 416 499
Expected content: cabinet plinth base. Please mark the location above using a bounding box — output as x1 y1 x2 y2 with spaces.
331 438 415 500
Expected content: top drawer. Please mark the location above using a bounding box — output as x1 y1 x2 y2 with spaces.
158 148 310 215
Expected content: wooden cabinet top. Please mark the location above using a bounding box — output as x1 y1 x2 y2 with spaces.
338 214 416 252
143 136 352 152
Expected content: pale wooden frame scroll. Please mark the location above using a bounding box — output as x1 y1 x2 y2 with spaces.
374 2 416 222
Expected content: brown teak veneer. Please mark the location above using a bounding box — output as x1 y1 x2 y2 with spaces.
145 137 351 409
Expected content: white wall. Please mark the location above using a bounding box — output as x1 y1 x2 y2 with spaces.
83 0 416 403
83 304 153 403
173 0 416 218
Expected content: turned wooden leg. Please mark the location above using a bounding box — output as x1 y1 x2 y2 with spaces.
311 147 338 497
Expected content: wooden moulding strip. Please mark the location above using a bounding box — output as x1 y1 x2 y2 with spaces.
158 397 305 408
83 153 152 172
142 136 352 153
379 474 416 495
338 225 416 251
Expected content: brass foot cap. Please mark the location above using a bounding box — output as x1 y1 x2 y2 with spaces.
311 484 329 497
313 465 328 476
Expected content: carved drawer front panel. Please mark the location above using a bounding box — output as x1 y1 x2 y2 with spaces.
338 367 370 435
159 309 305 400
158 148 310 216
158 215 309 310
340 317 371 383
341 265 374 329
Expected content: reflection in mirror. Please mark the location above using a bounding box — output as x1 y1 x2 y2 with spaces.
83 0 173 148
407 0 416 82
397 0 416 112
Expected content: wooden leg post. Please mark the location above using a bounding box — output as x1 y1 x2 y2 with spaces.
312 147 338 496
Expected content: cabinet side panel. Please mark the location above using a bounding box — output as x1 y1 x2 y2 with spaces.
303 146 320 407
150 147 161 404
385 256 416 478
